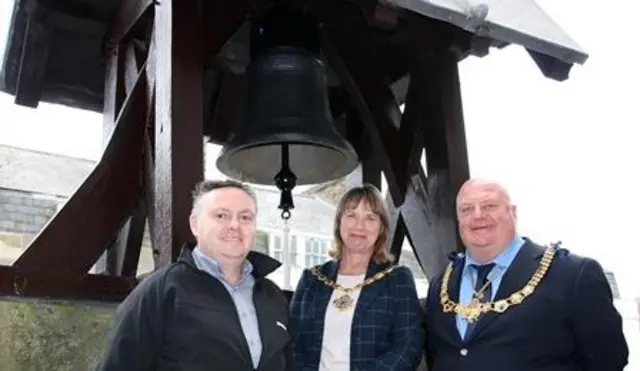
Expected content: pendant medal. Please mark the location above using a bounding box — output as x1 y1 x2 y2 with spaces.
333 294 354 311
460 299 482 323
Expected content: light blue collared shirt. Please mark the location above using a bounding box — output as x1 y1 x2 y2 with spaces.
455 235 525 338
191 247 262 368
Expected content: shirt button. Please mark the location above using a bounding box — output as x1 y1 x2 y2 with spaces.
460 348 468 356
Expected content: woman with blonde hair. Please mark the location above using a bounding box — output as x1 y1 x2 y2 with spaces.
289 184 424 371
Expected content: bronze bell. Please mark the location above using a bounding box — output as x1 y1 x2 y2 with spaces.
216 32 358 186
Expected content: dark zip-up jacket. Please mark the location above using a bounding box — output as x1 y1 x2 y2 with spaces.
95 245 293 371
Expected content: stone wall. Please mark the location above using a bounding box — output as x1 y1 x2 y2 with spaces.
0 188 61 234
0 188 119 370
0 188 64 265
0 187 156 273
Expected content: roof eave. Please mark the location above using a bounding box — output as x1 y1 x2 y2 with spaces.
0 0 26 96
390 0 589 81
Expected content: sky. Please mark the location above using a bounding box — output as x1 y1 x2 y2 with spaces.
0 1 638 299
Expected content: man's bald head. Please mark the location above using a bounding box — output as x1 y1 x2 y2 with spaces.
455 178 517 263
457 178 512 208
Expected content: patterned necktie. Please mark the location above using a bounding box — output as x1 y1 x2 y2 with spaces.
464 263 496 341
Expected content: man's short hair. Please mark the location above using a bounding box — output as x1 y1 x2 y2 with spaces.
191 179 258 216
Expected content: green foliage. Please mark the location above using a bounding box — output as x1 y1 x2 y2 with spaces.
0 300 116 371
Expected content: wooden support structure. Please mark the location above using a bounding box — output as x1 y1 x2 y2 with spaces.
0 0 586 302
322 1 469 278
0 0 207 302
152 0 204 266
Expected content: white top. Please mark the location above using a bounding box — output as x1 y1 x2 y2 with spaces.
319 273 366 371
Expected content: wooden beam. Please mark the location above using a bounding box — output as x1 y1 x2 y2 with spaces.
94 40 127 274
103 44 147 277
320 0 420 206
527 49 572 81
105 0 154 46
141 30 157 259
344 107 368 166
399 33 470 279
344 106 382 188
101 43 130 144
400 171 457 279
14 4 52 108
12 62 149 273
152 0 204 266
106 199 146 277
0 267 136 303
388 211 408 260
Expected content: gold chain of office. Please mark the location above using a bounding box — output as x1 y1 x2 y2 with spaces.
310 266 397 311
440 243 559 323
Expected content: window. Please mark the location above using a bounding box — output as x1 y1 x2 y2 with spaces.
290 235 298 267
270 234 297 266
273 236 282 261
305 238 329 267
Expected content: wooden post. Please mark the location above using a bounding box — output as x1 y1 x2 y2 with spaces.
152 0 204 267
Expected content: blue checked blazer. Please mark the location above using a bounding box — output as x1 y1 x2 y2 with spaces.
289 259 424 371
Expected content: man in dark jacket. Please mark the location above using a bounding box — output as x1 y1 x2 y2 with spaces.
425 178 628 371
96 179 292 371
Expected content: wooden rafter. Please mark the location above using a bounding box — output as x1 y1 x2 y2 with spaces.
393 27 471 278
14 2 52 108
96 42 146 277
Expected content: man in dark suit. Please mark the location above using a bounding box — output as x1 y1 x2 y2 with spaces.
425 178 628 371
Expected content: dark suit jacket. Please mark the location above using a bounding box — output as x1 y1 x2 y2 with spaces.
425 239 629 371
290 260 424 371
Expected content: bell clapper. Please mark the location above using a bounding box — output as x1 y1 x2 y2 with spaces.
274 143 297 221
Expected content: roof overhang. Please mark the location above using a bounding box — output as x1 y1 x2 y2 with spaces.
388 0 588 80
0 0 588 113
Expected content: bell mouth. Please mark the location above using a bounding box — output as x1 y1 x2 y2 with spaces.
217 139 358 186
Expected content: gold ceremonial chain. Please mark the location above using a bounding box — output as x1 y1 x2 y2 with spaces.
310 266 396 311
440 243 559 323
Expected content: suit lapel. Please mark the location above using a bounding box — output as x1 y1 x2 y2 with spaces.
353 262 387 322
312 261 337 326
466 240 544 342
445 258 465 343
